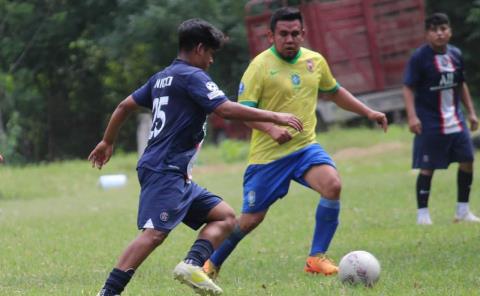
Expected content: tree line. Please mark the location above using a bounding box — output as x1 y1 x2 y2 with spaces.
0 0 479 163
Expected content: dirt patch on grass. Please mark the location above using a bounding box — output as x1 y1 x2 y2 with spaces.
332 141 406 160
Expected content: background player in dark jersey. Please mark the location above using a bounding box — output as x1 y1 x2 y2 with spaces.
403 13 479 225
89 18 302 296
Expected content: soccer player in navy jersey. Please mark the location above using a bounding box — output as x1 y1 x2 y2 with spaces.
89 18 302 296
403 13 479 225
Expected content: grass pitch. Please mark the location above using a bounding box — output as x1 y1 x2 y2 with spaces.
1 125 479 295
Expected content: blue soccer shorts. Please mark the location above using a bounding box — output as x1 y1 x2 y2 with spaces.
413 130 475 169
136 168 222 233
242 143 336 213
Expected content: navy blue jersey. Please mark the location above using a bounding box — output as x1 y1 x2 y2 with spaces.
132 59 227 178
404 44 467 135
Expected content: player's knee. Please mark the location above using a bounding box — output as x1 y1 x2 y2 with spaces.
325 178 342 199
144 229 167 247
223 211 236 232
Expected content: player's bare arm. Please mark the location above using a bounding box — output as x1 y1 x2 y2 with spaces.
460 83 478 131
213 100 303 132
403 85 422 134
325 87 388 132
88 95 139 169
245 121 293 144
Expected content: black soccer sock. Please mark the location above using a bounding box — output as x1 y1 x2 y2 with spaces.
184 239 214 267
457 169 473 203
102 268 135 295
416 173 432 209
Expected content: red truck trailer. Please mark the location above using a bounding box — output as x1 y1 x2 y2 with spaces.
245 0 425 127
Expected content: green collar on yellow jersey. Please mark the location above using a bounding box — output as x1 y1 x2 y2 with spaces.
270 46 301 64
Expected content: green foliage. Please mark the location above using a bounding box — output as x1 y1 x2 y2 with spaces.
219 139 250 163
1 0 480 164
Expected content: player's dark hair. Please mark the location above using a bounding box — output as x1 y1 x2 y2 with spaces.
270 7 303 32
178 18 225 52
425 13 450 30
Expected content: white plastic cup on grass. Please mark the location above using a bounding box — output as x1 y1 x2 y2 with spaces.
99 174 127 189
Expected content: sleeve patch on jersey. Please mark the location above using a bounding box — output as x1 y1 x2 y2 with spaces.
238 82 245 95
207 90 225 100
205 81 219 92
205 81 225 100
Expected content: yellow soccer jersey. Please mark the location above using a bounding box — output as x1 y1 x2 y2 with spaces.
239 46 339 164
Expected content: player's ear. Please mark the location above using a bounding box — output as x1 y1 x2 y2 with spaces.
267 30 274 44
194 43 204 54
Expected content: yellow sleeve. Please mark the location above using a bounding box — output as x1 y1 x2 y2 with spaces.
238 59 264 107
318 56 339 93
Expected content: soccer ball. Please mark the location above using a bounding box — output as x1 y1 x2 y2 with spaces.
338 250 381 287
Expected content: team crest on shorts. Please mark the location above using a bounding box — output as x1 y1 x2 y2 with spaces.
248 191 256 208
422 154 429 163
306 59 314 72
159 211 169 222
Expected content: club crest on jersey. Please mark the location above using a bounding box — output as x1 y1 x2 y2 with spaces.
247 191 256 208
291 74 301 86
306 59 314 72
238 82 245 95
159 211 169 222
205 81 225 100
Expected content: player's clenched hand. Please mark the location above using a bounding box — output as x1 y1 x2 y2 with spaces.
88 140 113 169
367 111 388 132
266 125 293 144
468 114 478 131
273 112 303 132
407 116 422 134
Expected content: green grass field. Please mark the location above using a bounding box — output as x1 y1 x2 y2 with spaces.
1 125 480 295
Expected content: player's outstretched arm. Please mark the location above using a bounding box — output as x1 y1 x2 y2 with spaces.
88 96 139 169
213 100 303 132
325 87 388 132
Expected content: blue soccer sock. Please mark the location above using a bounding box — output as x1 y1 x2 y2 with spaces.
210 224 246 267
309 197 340 256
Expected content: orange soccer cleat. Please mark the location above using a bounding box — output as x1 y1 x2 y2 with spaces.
203 259 221 281
304 254 339 276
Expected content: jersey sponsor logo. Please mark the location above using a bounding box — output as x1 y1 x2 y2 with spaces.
306 59 314 72
154 76 173 88
238 82 245 95
205 81 225 100
247 190 256 208
430 72 457 91
291 74 301 86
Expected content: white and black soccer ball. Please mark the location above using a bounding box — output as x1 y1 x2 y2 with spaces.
338 250 381 287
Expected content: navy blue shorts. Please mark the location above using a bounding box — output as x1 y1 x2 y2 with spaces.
242 143 335 213
136 168 222 233
413 130 474 169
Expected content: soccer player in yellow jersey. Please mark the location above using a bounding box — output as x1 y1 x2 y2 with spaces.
204 7 388 278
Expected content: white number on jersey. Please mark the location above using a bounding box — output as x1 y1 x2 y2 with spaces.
149 96 169 140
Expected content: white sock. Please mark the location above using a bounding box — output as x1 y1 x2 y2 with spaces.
417 207 430 217
456 202 469 216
